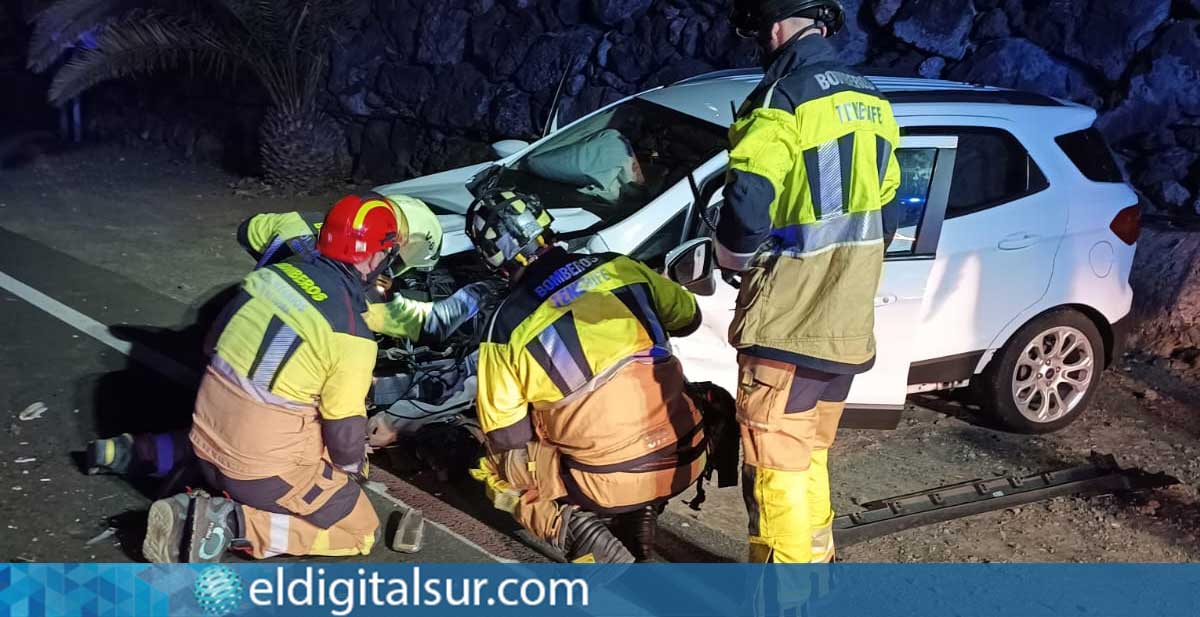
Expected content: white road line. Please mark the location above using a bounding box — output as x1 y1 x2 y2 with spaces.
0 270 197 386
0 268 509 563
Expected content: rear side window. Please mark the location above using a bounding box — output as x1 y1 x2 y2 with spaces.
1055 128 1124 183
945 128 1048 218
905 126 1049 219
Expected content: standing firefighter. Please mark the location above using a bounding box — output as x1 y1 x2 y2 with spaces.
719 0 901 563
141 194 404 562
466 189 706 563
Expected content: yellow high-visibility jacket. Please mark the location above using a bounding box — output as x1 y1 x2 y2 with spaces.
196 256 376 473
716 34 901 374
477 248 701 453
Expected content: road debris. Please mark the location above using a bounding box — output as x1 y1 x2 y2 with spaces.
85 528 118 546
387 508 425 554
834 453 1178 547
18 402 47 421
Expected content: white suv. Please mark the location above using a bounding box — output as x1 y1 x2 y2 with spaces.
375 70 1141 434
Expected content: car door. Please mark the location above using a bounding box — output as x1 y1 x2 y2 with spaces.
903 122 1066 375
604 154 742 395
646 136 955 428
841 135 954 427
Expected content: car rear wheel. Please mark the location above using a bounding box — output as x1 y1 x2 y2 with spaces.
978 309 1105 434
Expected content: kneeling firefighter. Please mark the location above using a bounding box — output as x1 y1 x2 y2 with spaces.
465 189 707 562
141 194 405 562
87 195 493 480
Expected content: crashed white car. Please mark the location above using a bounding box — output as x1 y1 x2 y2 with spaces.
375 70 1140 434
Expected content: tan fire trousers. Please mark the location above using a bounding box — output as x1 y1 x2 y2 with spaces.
736 355 851 563
192 368 378 559
487 358 706 547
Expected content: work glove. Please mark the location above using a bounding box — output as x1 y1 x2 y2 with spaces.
366 274 394 304
469 457 521 514
419 281 495 344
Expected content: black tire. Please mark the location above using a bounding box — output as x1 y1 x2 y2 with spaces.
976 308 1106 434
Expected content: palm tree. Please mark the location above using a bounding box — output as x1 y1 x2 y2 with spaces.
27 0 350 191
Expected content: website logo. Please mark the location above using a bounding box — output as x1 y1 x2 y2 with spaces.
194 565 243 617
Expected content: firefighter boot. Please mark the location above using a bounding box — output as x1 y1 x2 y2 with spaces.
143 491 243 563
86 434 134 475
611 505 660 562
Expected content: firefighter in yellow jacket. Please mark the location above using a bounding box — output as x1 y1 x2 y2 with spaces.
85 196 489 478
141 194 405 562
236 197 492 346
466 189 705 563
719 0 901 563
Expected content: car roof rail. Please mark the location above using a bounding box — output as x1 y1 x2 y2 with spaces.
671 68 762 86
669 68 1067 107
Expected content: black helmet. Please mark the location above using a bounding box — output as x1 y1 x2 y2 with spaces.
731 0 846 38
465 189 554 273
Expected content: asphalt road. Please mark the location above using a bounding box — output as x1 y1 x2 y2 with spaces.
0 225 535 564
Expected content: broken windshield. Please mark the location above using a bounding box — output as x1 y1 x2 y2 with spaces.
493 98 728 231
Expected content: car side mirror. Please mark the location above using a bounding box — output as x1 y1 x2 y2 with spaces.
665 238 716 296
491 139 529 159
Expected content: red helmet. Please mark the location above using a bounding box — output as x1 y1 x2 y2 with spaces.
318 193 401 264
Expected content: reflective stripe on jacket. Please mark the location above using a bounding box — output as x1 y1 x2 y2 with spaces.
476 249 701 453
716 34 901 374
238 211 324 267
194 256 375 474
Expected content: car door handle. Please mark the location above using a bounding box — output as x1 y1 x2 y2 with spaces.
998 232 1039 251
875 294 898 307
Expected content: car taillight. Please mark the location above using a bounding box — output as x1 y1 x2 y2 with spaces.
1110 204 1141 245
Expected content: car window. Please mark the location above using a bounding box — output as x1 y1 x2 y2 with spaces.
630 209 688 268
943 128 1048 218
1055 128 1124 183
886 148 937 256
495 99 728 232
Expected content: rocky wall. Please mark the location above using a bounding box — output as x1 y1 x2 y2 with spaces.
329 0 759 180
32 0 1200 220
